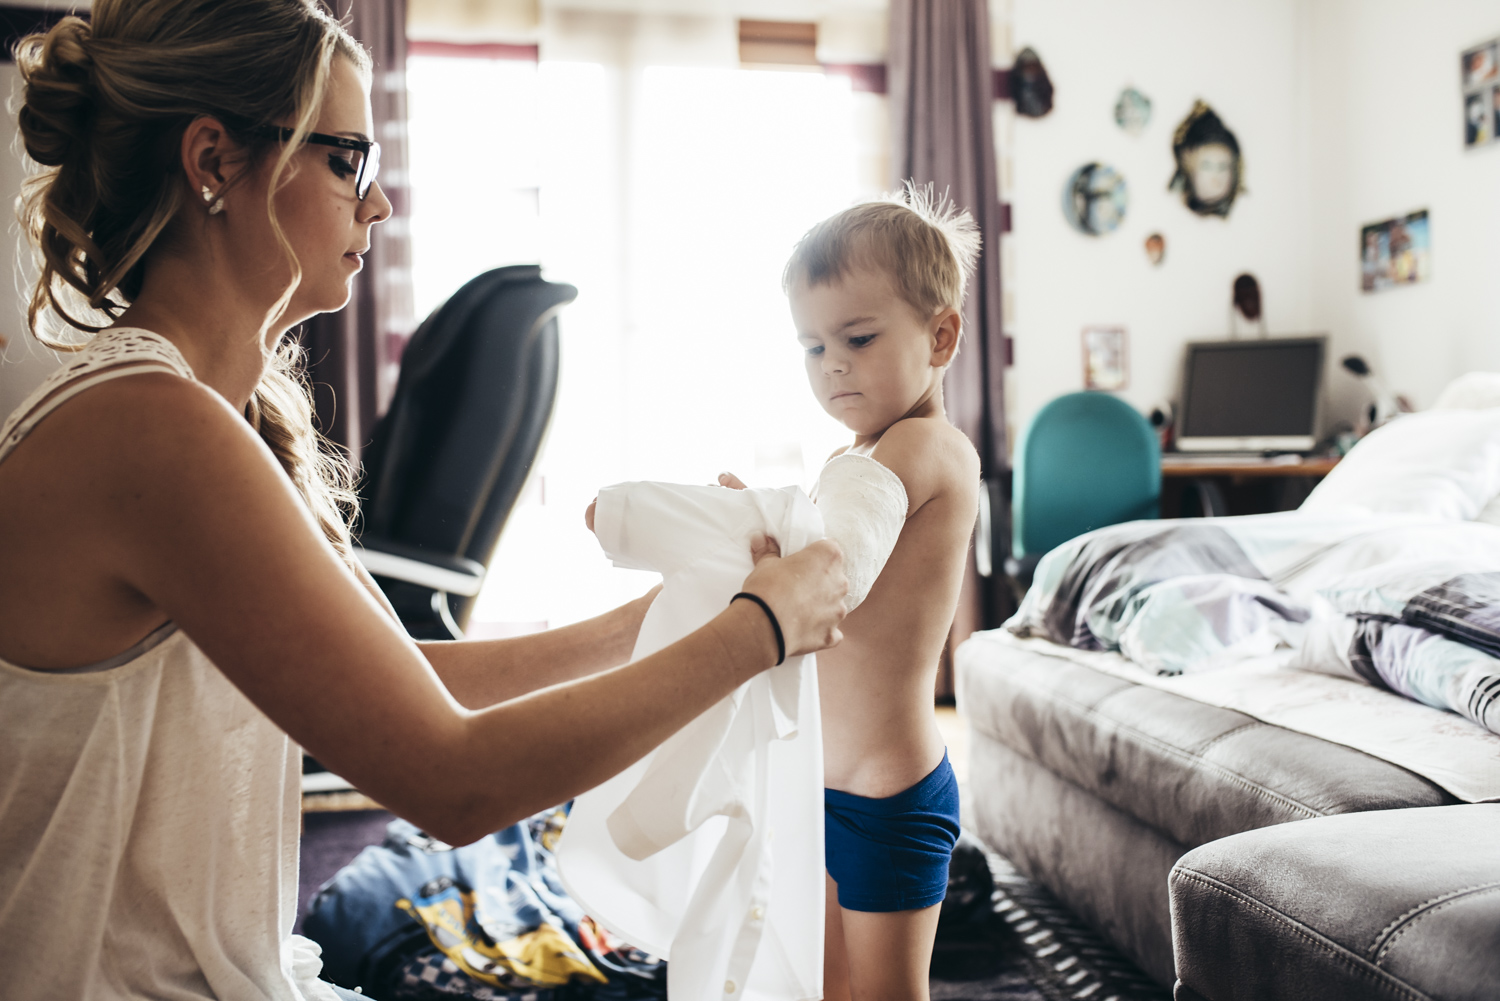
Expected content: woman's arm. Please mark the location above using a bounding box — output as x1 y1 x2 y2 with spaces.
348 558 657 708
96 378 844 846
415 588 657 709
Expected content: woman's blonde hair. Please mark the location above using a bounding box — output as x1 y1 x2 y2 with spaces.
14 0 370 555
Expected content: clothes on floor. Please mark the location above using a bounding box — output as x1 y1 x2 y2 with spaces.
557 481 827 1001
825 752 962 912
0 328 327 1001
303 813 663 1000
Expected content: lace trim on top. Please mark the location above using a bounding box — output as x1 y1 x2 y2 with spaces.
0 328 196 465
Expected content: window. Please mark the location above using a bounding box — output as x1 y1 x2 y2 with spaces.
405 48 886 632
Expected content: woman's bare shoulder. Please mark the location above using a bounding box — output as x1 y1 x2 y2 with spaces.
2 369 299 581
11 370 264 481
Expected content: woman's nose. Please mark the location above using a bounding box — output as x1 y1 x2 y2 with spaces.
360 181 394 225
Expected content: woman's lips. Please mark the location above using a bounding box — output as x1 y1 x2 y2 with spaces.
343 252 365 271
830 391 860 400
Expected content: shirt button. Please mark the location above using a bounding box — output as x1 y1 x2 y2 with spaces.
751 906 765 920
724 980 737 994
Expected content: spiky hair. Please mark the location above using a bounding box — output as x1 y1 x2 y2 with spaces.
782 182 982 317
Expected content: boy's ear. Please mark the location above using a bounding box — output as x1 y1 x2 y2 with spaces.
929 307 962 367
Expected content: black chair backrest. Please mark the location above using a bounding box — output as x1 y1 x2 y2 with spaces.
360 265 577 620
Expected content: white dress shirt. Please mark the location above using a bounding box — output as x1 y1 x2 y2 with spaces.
555 481 826 1001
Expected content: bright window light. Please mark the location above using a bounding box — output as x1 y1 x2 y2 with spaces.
406 56 880 631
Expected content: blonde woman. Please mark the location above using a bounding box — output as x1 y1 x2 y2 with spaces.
0 2 847 998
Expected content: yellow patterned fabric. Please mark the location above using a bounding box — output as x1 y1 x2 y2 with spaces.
396 881 607 988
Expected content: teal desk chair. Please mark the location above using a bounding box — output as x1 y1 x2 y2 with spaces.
1008 392 1161 583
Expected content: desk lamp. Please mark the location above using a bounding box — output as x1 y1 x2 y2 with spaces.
1341 354 1402 427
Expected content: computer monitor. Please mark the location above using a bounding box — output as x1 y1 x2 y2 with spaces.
1176 336 1326 453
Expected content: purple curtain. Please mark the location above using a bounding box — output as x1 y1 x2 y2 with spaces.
302 0 415 463
889 0 1011 686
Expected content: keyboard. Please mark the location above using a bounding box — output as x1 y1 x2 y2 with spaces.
1164 453 1306 466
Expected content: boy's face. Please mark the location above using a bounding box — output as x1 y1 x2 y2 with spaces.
790 265 957 437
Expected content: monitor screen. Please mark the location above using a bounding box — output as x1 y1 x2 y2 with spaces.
1178 337 1324 450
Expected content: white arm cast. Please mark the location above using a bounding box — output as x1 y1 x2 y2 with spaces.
815 453 909 611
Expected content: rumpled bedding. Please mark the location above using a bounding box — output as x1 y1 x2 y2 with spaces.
1007 512 1500 735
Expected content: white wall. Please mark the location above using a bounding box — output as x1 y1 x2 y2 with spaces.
1008 0 1316 438
1306 0 1500 411
1006 0 1500 441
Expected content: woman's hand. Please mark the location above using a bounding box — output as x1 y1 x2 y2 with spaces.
717 472 747 490
585 498 597 533
739 534 846 657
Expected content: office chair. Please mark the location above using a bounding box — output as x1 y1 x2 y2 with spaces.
355 265 578 639
1007 392 1160 586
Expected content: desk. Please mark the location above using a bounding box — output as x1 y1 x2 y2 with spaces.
1160 455 1340 517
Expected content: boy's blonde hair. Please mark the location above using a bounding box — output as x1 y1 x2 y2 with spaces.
783 183 982 320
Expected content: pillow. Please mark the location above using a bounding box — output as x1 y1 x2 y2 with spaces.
1476 494 1500 525
1432 372 1500 410
1301 408 1500 521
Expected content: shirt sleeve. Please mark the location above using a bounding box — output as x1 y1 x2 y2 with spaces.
813 453 909 611
594 481 763 575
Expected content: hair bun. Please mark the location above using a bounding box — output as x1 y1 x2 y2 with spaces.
16 17 97 167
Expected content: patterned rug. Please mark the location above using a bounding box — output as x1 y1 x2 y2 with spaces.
931 835 1169 1001
298 813 1169 1001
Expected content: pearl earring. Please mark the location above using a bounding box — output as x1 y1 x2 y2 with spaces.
201 184 224 216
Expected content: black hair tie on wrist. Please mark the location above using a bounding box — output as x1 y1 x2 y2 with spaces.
731 592 786 666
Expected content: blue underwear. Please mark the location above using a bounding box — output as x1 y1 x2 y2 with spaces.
824 751 961 912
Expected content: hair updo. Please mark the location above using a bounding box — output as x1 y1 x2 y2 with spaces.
14 0 372 556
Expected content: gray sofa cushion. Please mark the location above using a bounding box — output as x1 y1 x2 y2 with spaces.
958 637 1457 849
1171 804 1500 1001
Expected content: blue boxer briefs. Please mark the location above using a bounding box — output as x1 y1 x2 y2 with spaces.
824 751 962 912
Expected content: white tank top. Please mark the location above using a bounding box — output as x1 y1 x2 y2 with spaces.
0 329 335 1000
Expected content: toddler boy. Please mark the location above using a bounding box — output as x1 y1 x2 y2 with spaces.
725 188 982 1000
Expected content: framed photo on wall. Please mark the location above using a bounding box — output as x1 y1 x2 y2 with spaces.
1082 326 1128 391
1461 37 1500 150
1360 209 1431 292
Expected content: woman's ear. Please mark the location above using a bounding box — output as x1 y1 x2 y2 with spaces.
930 306 962 367
180 116 250 204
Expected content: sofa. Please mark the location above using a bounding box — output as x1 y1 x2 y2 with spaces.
956 631 1500 1000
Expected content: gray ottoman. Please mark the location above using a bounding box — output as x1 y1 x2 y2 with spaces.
1170 804 1500 1001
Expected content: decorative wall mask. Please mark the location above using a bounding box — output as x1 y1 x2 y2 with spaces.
1169 101 1244 217
1232 273 1262 322
1012 47 1054 118
1114 87 1152 135
1144 232 1165 266
1062 163 1127 236
1230 272 1267 337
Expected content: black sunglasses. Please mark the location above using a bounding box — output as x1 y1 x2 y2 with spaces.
250 126 381 200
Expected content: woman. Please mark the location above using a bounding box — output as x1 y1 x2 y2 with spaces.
0 2 847 999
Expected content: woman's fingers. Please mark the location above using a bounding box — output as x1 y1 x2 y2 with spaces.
718 472 749 490
585 498 597 532
749 532 782 562
739 538 847 658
